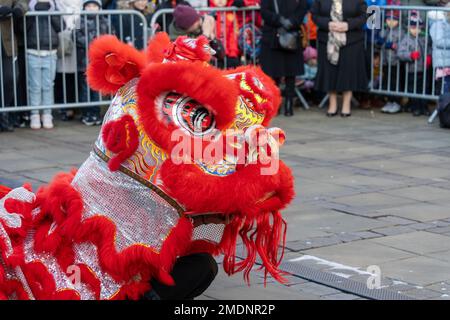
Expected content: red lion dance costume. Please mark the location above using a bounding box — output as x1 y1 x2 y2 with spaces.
0 34 294 300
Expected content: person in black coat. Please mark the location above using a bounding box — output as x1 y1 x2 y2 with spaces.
311 0 368 117
260 0 308 117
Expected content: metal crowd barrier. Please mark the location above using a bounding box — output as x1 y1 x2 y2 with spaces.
0 10 148 113
2 5 449 117
369 6 450 100
150 6 261 68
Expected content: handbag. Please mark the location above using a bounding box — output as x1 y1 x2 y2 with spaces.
273 0 299 51
57 29 74 58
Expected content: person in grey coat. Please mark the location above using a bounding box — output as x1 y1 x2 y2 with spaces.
376 10 404 114
397 12 432 116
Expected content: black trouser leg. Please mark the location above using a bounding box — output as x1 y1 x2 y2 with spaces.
148 253 218 300
1 46 17 132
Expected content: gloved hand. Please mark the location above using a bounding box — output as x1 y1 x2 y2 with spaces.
279 16 293 30
12 6 24 18
0 6 12 20
410 51 420 61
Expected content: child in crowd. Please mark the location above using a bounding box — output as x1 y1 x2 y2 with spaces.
397 11 432 116
377 10 404 114
298 46 317 91
76 0 110 126
430 3 450 95
26 0 63 130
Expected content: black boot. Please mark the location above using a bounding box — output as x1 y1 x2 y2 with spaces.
284 97 294 117
0 113 14 132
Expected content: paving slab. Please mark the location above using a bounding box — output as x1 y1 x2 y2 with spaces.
371 231 450 255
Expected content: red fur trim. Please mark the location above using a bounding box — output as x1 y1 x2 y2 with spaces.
86 35 146 95
158 217 193 285
22 261 57 299
102 115 139 172
76 264 101 300
112 281 151 300
0 279 30 300
0 185 11 199
187 239 220 256
137 61 238 152
147 32 171 63
52 289 81 300
225 66 282 126
34 171 83 238
160 160 295 215
165 36 212 62
2 197 33 238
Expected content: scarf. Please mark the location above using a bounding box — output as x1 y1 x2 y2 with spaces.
327 0 346 65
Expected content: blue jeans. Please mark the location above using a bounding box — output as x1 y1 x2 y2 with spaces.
27 52 57 115
444 75 450 94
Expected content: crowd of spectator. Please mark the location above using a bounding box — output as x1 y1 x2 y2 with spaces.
0 0 450 132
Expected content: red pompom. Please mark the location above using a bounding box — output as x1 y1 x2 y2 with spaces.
102 115 139 171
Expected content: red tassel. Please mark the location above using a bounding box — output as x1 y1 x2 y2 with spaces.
220 210 287 286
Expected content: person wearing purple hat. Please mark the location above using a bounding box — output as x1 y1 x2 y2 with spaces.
168 4 203 40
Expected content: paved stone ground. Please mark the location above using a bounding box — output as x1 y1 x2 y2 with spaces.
1 106 450 300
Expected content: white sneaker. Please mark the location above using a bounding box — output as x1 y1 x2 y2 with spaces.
389 102 402 114
30 114 41 130
381 102 393 113
42 114 54 129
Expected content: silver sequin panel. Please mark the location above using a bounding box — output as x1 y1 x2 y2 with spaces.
71 152 180 253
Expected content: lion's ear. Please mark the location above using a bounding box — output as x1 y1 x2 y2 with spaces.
86 35 146 95
146 32 171 64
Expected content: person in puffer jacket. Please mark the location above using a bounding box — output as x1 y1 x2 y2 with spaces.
76 0 111 126
397 11 432 116
26 0 64 130
376 10 404 114
430 3 450 95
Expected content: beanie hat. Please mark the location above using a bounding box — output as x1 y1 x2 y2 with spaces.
385 10 400 21
173 4 201 30
303 46 317 61
409 11 424 26
83 0 102 9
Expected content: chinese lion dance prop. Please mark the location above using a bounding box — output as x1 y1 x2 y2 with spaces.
0 33 294 300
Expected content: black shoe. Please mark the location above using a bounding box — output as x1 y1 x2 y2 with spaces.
81 115 96 126
92 115 102 126
326 111 338 117
341 112 352 118
0 114 14 132
284 98 294 117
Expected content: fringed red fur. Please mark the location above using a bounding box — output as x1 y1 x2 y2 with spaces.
146 32 172 63
160 160 295 215
86 35 146 95
159 217 193 285
0 185 11 199
76 264 101 300
22 261 57 299
137 61 238 152
0 279 30 300
102 115 139 172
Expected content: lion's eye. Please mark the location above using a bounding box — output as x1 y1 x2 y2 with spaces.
161 92 216 136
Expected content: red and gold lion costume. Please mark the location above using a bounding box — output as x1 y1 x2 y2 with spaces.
0 34 294 300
